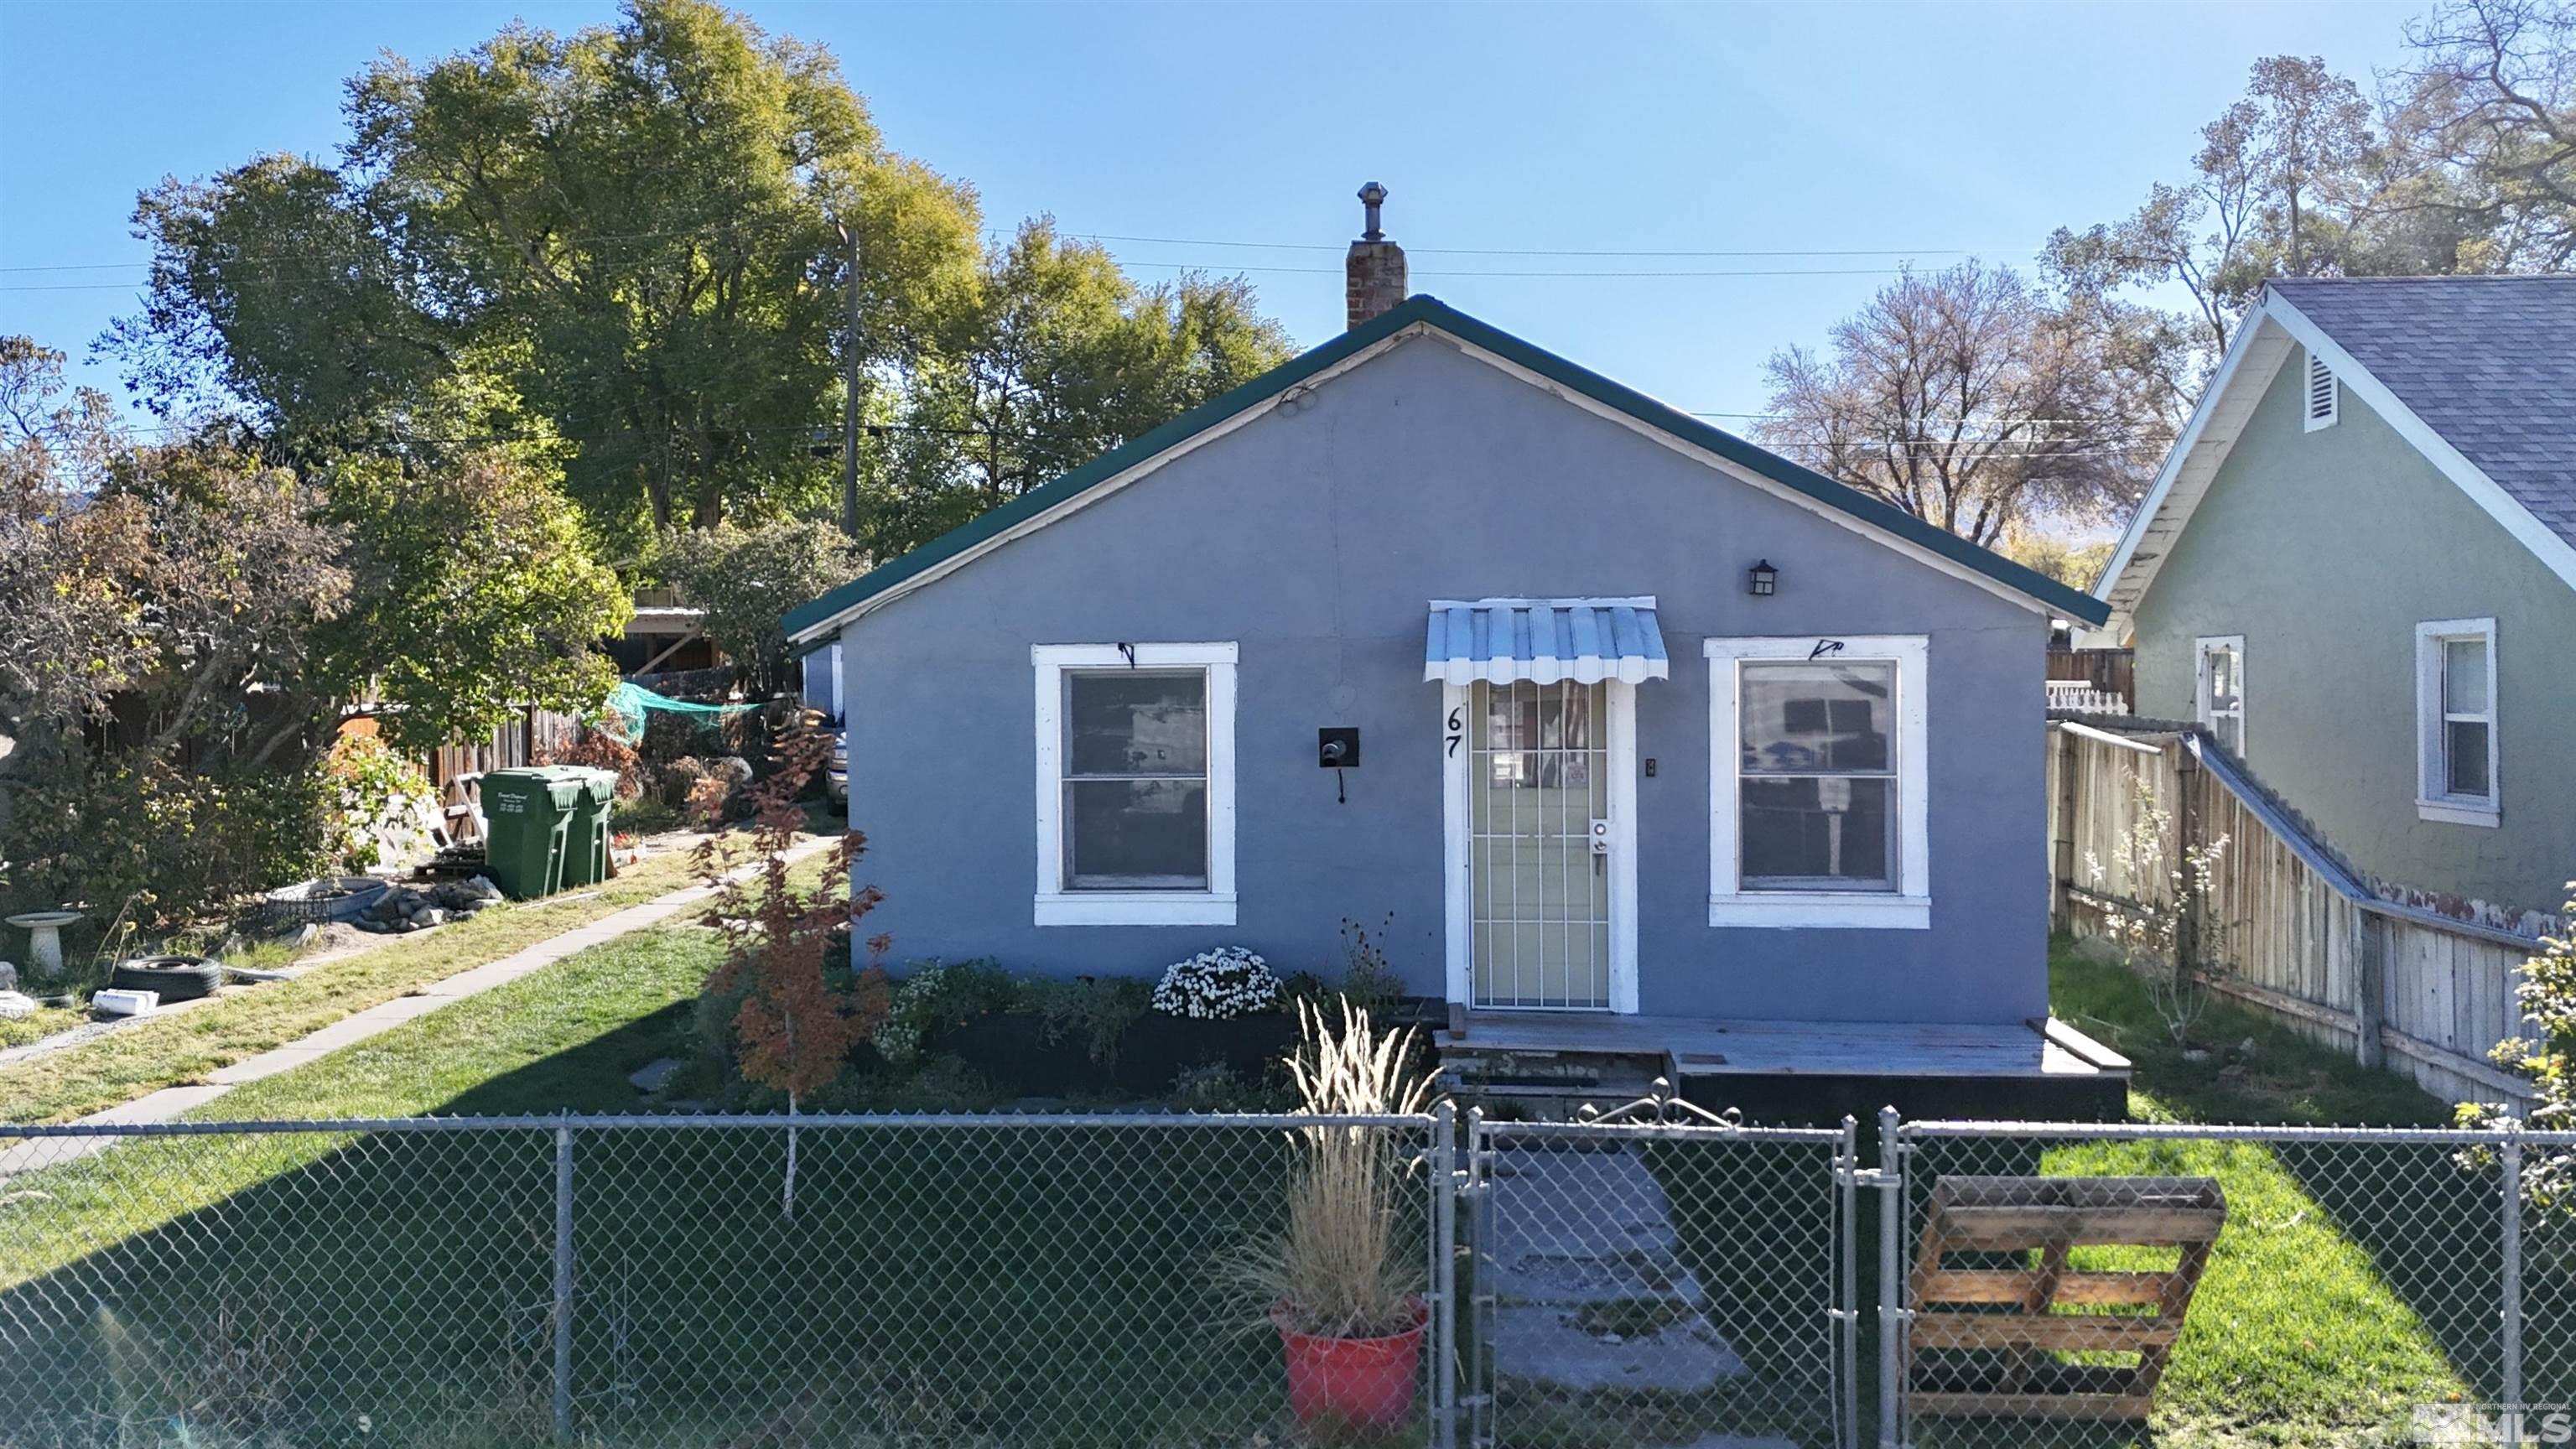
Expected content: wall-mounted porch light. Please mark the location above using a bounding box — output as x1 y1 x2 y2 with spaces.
1748 559 1779 597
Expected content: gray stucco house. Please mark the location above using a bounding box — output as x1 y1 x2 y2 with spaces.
2096 276 2576 925
785 200 2122 1097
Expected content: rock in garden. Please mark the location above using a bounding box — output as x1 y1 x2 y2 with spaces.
0 961 17 993
0 989 36 1020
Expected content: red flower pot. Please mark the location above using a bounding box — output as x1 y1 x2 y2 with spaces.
1271 1297 1428 1430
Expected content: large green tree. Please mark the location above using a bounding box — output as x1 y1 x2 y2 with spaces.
112 0 1295 572
868 220 1295 558
115 0 983 548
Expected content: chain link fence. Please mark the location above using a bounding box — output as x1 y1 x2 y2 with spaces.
1887 1117 2576 1449
8 1111 2576 1447
0 1114 1446 1449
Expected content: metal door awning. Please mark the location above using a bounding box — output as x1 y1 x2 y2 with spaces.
1423 597 1669 686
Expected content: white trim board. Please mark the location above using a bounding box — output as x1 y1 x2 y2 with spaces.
1031 642 1238 927
1440 678 1640 1014
1703 634 1930 930
2096 293 2576 638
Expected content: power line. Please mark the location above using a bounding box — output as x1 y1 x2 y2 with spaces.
2 262 1924 291
2 231 1981 274
1067 231 1977 259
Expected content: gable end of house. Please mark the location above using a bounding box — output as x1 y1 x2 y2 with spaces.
785 295 2107 646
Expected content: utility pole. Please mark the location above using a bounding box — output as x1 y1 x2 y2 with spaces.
835 219 864 540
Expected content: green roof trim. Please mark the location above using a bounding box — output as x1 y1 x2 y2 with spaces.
784 294 2110 639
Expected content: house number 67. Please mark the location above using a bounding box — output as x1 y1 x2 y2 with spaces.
1446 706 1463 758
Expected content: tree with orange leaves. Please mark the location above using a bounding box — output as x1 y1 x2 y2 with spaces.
694 719 889 1219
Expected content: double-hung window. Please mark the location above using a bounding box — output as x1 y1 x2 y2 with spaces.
2415 619 2498 827
2194 636 2246 754
1032 643 1237 925
1706 636 1929 928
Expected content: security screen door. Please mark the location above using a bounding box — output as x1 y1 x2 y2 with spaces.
1469 678 1612 1010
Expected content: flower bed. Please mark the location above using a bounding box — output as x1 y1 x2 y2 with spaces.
690 944 1399 1109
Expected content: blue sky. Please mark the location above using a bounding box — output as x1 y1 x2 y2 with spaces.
3 0 2424 428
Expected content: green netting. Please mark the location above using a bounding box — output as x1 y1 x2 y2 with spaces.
600 681 763 744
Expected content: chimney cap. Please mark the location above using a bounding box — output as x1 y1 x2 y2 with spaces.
1358 181 1388 242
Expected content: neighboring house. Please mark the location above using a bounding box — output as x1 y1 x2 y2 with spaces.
2095 276 2576 924
785 190 2122 1106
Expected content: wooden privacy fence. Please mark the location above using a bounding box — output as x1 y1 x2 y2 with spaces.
422 707 583 789
2049 719 2545 1108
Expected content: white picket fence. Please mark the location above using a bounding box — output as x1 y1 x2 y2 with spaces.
2044 679 2129 715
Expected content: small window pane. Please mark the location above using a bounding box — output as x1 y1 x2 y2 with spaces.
2445 719 2491 798
1066 779 1206 886
2201 647 2240 710
1742 662 1892 773
1742 776 1893 889
2444 638 2488 714
1067 672 1205 776
2210 714 2242 754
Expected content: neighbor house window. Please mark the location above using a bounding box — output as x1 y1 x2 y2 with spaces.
1705 636 1929 928
1032 643 1237 925
2194 636 2245 754
2415 619 2497 828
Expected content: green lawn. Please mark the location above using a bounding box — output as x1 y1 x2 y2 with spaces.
0 928 2532 1448
1891 942 2505 1448
0 918 1402 1449
0 840 761 1124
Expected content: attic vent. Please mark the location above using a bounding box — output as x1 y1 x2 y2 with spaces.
2303 350 2339 431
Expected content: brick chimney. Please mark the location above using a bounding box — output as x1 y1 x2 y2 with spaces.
1345 181 1407 330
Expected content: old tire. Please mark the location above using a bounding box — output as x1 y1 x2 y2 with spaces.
109 956 222 1002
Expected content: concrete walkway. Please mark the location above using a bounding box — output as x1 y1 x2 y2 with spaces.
0 836 837 1174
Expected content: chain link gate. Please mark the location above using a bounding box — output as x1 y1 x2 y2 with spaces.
1460 1088 1862 1449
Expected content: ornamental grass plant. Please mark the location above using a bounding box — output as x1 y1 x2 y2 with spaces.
1226 999 1438 1339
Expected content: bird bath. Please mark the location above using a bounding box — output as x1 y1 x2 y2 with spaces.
5 911 81 983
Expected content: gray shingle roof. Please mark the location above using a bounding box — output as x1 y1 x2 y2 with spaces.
2268 276 2576 548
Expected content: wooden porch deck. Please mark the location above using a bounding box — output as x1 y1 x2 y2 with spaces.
1438 1013 2129 1083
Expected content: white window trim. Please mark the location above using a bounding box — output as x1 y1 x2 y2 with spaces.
1704 636 1929 930
2193 635 2246 753
2414 618 2499 828
2303 349 2339 432
1032 642 1238 925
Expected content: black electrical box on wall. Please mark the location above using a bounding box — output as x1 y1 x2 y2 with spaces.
1317 727 1359 768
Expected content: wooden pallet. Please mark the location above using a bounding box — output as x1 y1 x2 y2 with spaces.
1908 1175 2225 1421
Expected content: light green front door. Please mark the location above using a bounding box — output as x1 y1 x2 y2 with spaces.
1467 678 1613 1010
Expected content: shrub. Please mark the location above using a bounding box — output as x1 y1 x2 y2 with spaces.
321 732 440 871
3 753 333 927
538 724 644 800
1337 913 1405 1017
683 773 731 831
2467 886 2576 1223
1167 1061 1288 1114
1152 947 1280 1020
1029 975 1153 1064
877 958 1023 1066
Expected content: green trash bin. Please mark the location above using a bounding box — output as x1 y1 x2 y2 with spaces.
559 767 619 889
482 767 584 899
